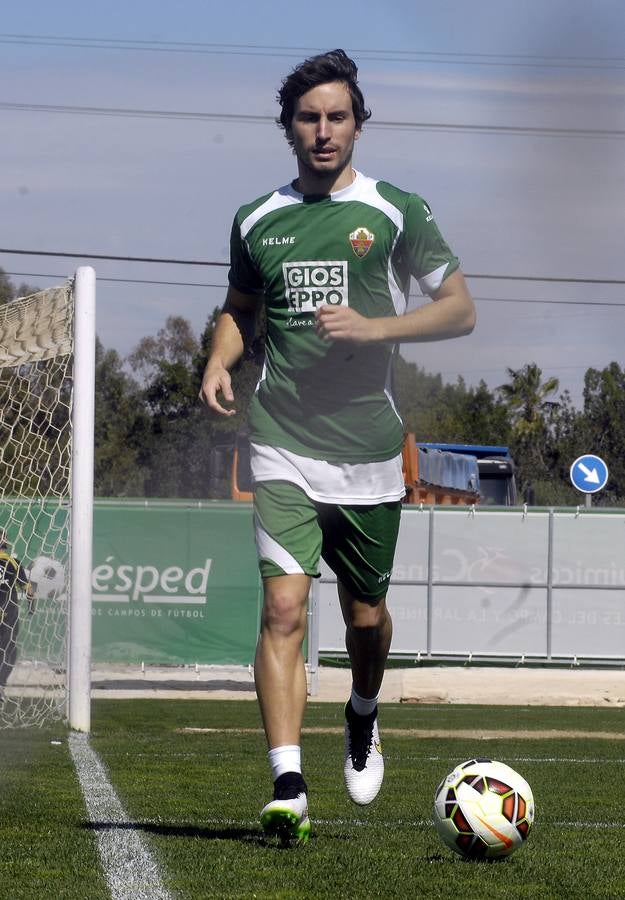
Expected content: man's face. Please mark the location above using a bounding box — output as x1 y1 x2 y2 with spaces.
287 81 360 187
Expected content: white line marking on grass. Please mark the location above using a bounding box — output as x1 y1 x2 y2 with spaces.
552 821 625 829
192 815 625 832
329 819 625 830
69 733 173 900
401 756 625 765
512 757 625 764
178 726 625 740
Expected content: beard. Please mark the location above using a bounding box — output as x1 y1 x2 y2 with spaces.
293 139 355 188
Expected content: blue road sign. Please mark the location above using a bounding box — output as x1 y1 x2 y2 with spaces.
570 454 609 494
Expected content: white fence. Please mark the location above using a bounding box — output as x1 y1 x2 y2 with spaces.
310 507 625 670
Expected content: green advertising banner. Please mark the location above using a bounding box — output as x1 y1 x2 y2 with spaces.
92 501 262 665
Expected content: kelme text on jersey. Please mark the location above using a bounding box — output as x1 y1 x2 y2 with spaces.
262 235 296 246
282 260 348 313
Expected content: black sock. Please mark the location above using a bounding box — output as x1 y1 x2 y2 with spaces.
273 771 307 800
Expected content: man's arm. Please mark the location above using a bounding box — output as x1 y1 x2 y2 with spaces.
315 269 476 344
26 581 35 615
16 561 35 614
199 285 260 416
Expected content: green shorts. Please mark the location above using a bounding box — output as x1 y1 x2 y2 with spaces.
253 480 401 602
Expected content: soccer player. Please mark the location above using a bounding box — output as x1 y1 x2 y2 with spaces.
200 49 476 842
0 531 35 700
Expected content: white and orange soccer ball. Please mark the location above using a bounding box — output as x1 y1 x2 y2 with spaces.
433 758 535 859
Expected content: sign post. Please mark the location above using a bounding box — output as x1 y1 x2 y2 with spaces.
569 454 609 508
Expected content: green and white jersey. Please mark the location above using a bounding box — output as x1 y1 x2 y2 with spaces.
229 170 459 465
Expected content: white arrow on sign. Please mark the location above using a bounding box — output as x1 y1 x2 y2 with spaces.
577 462 600 484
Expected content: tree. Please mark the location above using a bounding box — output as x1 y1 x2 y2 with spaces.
127 315 199 382
0 268 12 306
498 364 559 440
497 363 560 501
125 310 263 498
579 362 625 504
527 389 587 506
124 316 204 495
0 267 40 306
456 380 511 446
94 339 150 496
394 356 510 445
394 356 455 437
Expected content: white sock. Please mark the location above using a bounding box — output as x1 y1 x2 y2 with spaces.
268 745 302 781
350 687 379 717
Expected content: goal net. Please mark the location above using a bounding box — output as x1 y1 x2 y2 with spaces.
0 270 95 728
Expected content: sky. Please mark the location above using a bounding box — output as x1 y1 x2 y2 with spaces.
2 0 625 410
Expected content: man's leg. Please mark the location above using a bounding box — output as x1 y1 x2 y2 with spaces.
255 573 312 842
325 499 401 806
338 583 392 701
252 480 324 841
0 603 19 695
321 499 399 708
0 623 11 693
338 583 391 805
254 573 311 749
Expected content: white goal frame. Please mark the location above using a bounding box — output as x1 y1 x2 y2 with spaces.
0 266 96 731
68 266 96 732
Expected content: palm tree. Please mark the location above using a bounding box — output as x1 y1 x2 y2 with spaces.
498 364 560 491
498 363 560 438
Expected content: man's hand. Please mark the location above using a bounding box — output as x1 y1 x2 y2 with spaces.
197 286 259 416
199 365 237 417
315 270 476 346
315 305 380 343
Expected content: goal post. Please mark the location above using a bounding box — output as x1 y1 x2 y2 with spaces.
69 266 96 732
0 267 95 730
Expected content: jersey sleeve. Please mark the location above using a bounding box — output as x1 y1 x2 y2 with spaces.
227 215 264 296
402 194 460 296
0 555 31 591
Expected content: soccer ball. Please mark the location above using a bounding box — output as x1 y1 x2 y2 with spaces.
28 556 66 599
433 758 534 859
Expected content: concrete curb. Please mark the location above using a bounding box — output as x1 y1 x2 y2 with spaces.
90 664 625 707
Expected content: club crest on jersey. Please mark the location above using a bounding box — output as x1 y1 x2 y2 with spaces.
349 227 375 259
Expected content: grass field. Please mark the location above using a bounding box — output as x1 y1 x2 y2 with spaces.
1 699 625 899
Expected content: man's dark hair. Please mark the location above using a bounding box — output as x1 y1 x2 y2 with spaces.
277 49 371 138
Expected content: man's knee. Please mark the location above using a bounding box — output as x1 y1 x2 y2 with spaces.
348 607 390 637
340 586 391 632
261 576 309 638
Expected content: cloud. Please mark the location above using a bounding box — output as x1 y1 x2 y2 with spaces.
365 67 625 99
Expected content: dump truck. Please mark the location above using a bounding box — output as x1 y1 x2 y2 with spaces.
401 434 480 506
414 441 517 506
